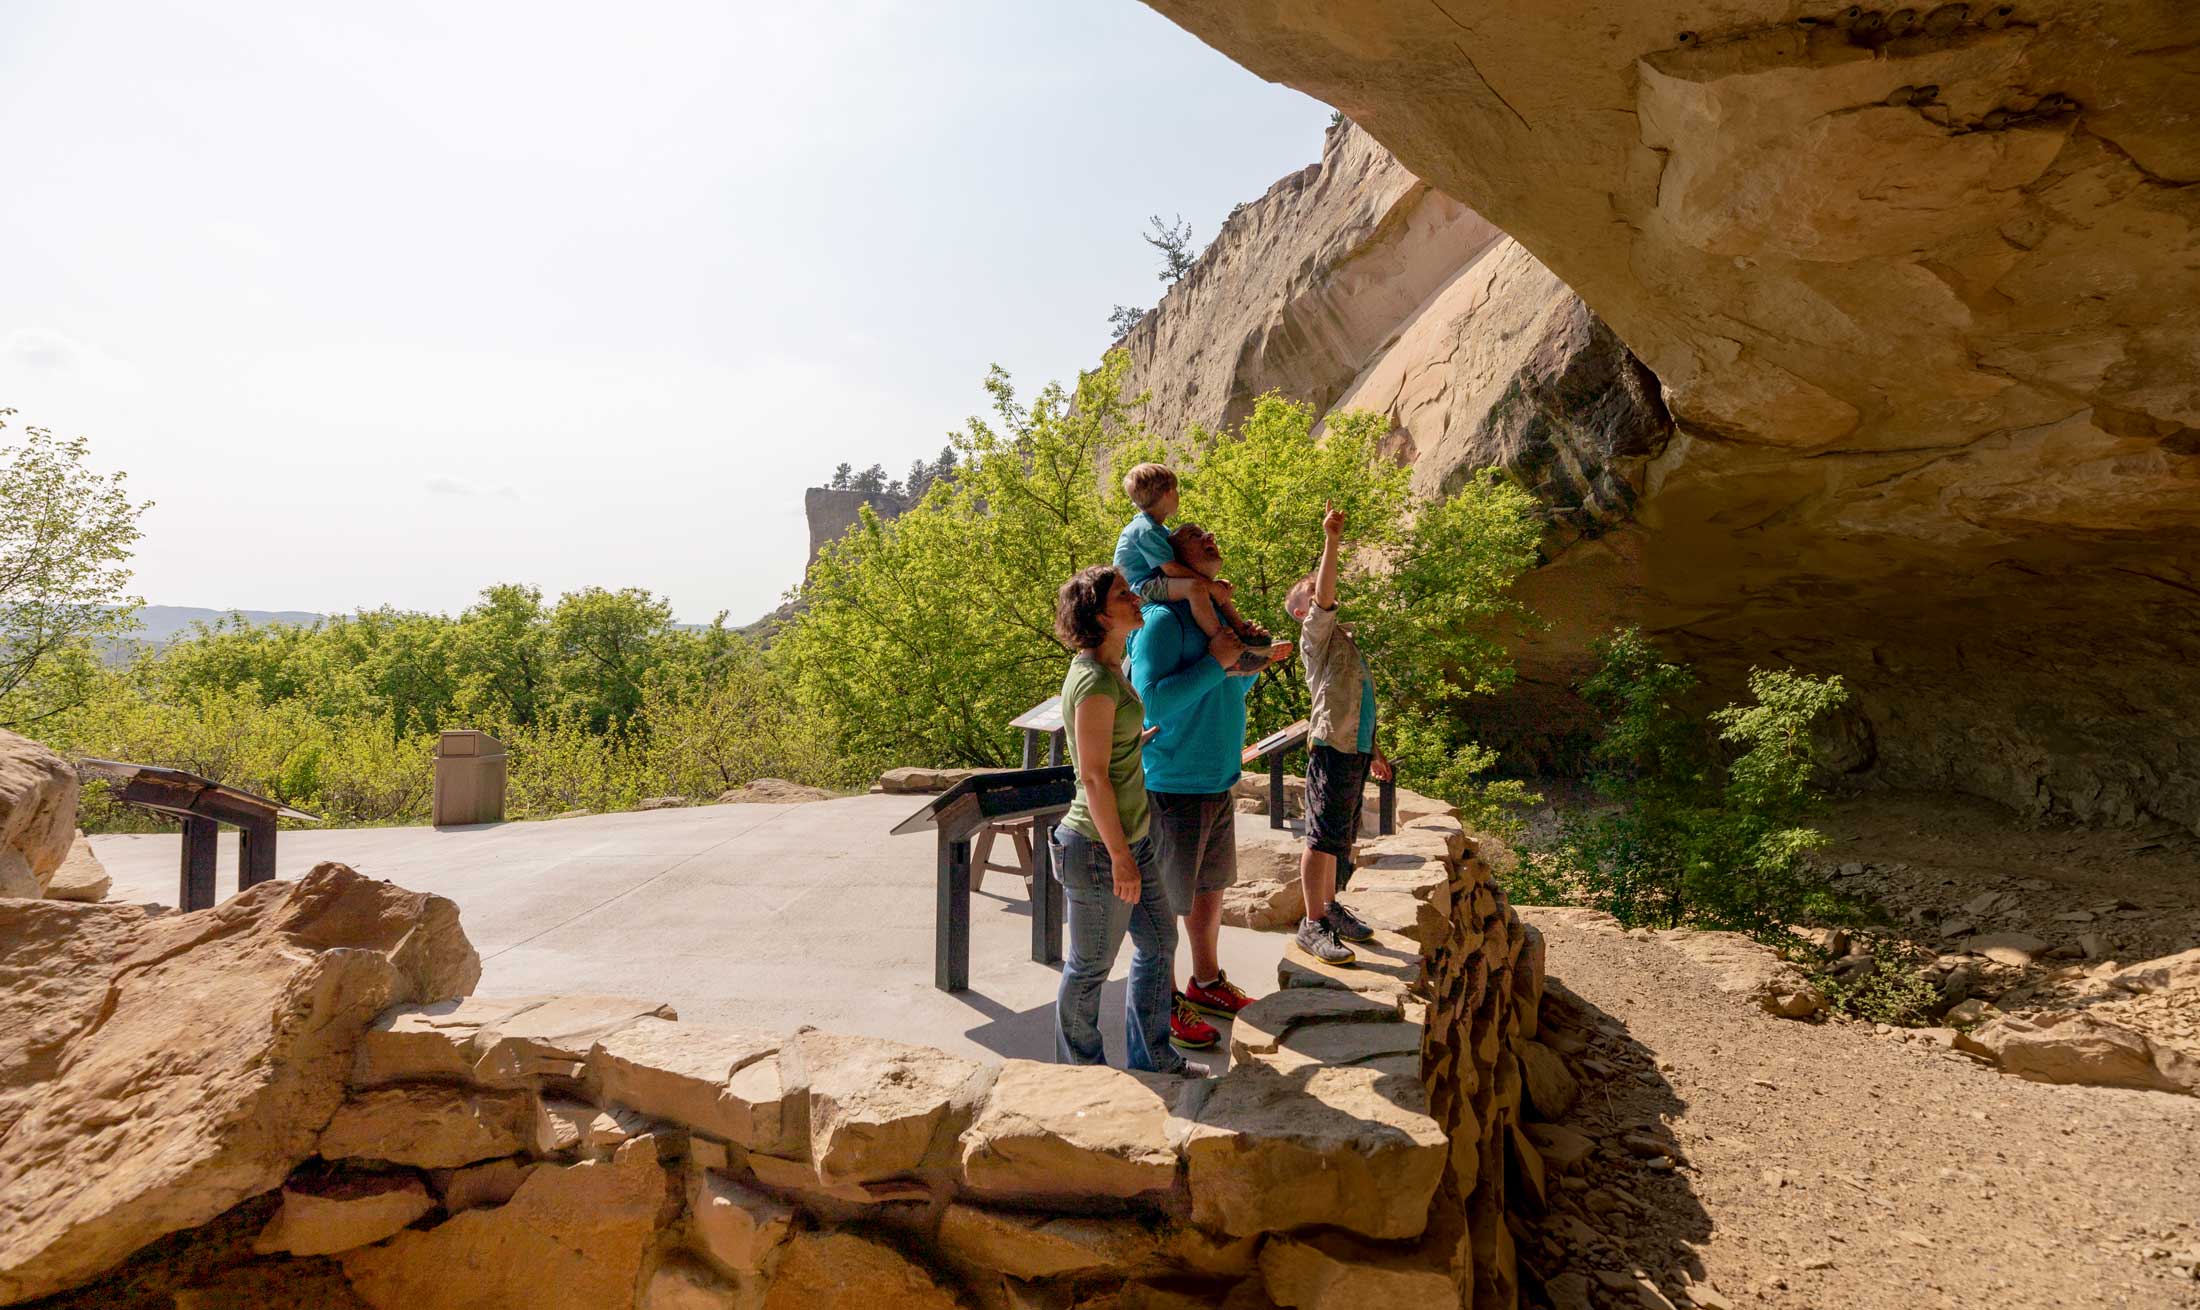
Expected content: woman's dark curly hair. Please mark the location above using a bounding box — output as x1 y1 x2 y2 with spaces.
1054 564 1121 651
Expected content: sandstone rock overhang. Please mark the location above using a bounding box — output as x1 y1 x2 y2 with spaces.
1140 0 2200 833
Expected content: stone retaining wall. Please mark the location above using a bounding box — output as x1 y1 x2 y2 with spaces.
17 813 1542 1309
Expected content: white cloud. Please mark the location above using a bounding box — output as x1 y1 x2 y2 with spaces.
2 328 143 391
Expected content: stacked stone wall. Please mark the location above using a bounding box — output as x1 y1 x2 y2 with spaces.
11 812 1542 1310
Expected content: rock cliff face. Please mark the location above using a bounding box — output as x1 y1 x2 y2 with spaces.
1137 3 2200 832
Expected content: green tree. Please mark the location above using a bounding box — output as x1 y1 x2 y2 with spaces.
1143 214 1196 282
450 583 551 729
1525 629 1855 936
641 640 845 794
547 587 675 734
782 355 1544 786
779 354 1151 769
0 412 151 727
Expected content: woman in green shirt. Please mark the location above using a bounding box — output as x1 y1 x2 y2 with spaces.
1051 564 1184 1074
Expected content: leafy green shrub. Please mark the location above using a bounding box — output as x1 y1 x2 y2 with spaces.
1534 628 1856 936
1811 936 1944 1027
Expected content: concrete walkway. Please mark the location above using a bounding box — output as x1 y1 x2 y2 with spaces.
88 797 1293 1068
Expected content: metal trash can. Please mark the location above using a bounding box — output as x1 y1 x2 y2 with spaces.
432 729 508 827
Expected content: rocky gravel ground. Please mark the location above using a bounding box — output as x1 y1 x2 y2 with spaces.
1516 907 2200 1310
1815 790 2200 968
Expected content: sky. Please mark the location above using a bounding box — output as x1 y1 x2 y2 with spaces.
0 2 1329 624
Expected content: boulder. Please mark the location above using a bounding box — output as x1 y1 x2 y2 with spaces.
1332 888 1428 944
1963 932 2052 967
537 1096 633 1158
1258 1231 1455 1308
719 778 835 804
957 1059 1185 1201
43 832 109 903
1276 928 1425 1000
319 1085 539 1169
1524 1122 1594 1173
644 1256 746 1310
0 730 78 898
2109 948 2200 994
1221 878 1305 932
876 767 992 795
1651 929 1824 1019
760 1229 967 1310
1954 1010 2200 1095
1517 1040 1579 1120
636 795 689 811
1184 1057 1447 1239
937 1204 1159 1280
355 994 677 1088
430 1158 532 1213
0 864 478 1303
343 1137 666 1310
1234 822 1308 883
792 1031 992 1185
1231 988 1402 1062
588 1017 780 1143
252 1171 435 1257
690 1168 795 1275
1259 1018 1425 1075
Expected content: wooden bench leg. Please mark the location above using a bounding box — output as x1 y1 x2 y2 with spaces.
1011 825 1034 885
971 826 997 896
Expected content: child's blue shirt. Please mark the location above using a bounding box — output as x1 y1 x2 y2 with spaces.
1113 511 1173 590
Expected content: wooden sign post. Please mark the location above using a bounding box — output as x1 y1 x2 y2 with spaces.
891 765 1074 993
1238 720 1397 836
78 758 320 911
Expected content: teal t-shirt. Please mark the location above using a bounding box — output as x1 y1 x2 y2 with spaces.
1060 653 1150 843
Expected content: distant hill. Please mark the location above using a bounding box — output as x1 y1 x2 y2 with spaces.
122 606 327 646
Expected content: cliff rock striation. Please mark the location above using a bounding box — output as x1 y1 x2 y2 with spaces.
1138 2 2200 831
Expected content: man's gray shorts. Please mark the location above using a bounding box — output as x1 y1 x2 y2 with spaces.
1148 789 1237 916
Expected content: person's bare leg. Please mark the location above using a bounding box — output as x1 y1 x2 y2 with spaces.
1215 593 1266 642
1298 846 1337 924
1183 889 1225 984
1181 579 1223 638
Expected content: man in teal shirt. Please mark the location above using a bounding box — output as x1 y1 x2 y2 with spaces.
1127 522 1292 1050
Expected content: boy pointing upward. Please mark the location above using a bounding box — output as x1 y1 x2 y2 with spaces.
1286 502 1392 966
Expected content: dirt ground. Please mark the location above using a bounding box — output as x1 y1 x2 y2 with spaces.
1519 906 2200 1310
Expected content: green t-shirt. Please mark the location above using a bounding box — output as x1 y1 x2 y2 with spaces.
1060 652 1149 845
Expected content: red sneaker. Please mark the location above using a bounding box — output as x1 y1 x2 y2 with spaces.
1183 971 1256 1018
1170 993 1221 1050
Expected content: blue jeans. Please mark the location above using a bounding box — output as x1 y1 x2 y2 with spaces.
1051 824 1184 1074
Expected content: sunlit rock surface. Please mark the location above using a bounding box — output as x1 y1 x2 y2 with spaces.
1138 2 2200 829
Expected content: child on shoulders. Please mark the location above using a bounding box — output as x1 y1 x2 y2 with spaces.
1115 462 1270 673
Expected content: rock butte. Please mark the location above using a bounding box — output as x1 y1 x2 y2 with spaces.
1128 5 2200 835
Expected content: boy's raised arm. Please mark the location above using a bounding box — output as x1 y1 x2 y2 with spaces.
1314 502 1344 611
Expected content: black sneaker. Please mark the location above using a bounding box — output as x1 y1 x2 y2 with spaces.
1293 915 1357 966
1326 899 1375 944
